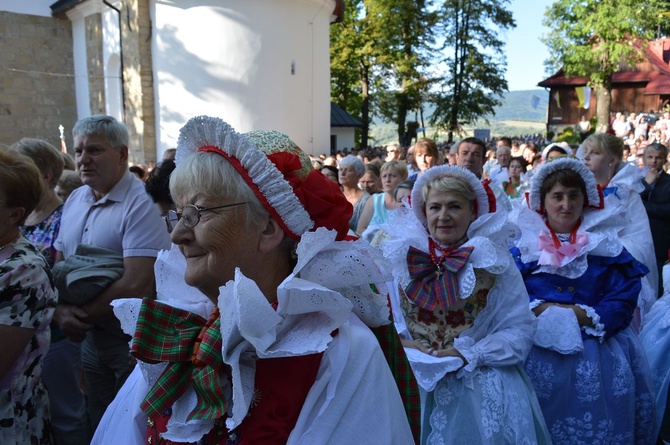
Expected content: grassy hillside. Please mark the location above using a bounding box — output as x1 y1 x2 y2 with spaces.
369 89 548 144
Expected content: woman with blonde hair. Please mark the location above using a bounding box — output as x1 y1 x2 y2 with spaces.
356 160 408 238
581 132 658 323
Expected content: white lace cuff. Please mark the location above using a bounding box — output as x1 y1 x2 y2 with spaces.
529 299 545 310
576 303 605 342
402 348 462 392
453 336 480 378
534 306 583 354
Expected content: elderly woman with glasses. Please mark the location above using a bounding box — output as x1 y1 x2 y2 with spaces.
92 116 414 444
0 149 57 445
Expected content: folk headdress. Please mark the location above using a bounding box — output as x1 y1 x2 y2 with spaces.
410 165 496 226
528 155 603 213
405 165 501 311
176 116 352 240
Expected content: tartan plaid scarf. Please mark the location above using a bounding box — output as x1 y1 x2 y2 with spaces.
405 244 474 311
131 298 229 422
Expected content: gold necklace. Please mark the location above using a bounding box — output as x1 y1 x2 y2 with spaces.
0 236 19 251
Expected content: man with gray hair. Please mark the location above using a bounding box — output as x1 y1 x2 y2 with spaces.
53 115 171 433
489 145 512 184
640 143 670 295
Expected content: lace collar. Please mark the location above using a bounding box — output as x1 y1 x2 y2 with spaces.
378 206 515 300
112 228 392 441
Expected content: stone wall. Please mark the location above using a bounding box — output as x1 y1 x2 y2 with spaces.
120 0 156 165
85 13 105 115
0 11 77 152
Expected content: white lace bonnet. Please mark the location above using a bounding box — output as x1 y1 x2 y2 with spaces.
528 155 602 212
410 165 494 225
175 116 351 240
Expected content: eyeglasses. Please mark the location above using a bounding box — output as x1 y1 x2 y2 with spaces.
164 202 248 232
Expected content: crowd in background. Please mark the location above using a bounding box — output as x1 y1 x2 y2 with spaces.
1 114 669 445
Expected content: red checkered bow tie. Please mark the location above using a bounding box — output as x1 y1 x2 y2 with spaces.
405 240 474 311
131 298 229 422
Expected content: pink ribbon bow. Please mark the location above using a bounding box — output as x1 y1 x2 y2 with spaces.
537 231 588 267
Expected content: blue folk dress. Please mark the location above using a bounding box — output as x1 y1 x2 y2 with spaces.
512 246 657 445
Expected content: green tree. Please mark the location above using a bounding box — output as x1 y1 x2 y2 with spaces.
331 0 370 149
372 0 437 147
430 0 515 143
543 0 663 132
331 0 438 149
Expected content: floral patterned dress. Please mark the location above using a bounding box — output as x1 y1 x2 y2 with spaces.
0 237 58 444
20 204 63 268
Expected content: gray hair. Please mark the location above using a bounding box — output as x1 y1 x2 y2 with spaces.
170 151 268 229
339 155 366 177
73 115 129 150
496 145 512 155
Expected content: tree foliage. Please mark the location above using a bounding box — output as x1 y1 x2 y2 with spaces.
542 0 664 132
331 0 516 148
429 0 515 143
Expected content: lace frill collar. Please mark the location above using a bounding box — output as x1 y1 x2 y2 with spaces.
379 206 515 300
112 227 391 442
511 203 624 279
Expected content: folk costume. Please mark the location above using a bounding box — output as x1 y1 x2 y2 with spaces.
575 145 659 323
510 156 657 444
640 263 670 441
92 117 414 445
378 165 550 444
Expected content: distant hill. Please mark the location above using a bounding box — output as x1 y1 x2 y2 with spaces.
489 89 547 122
369 89 548 144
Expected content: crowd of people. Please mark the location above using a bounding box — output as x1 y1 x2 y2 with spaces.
1 113 669 445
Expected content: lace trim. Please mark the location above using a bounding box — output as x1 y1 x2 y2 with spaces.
529 299 544 310
379 207 513 300
533 306 584 354
452 336 480 378
528 157 601 210
511 203 623 279
576 303 605 342
411 165 491 223
175 116 313 238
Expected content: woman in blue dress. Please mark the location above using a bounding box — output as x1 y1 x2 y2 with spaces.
510 155 657 444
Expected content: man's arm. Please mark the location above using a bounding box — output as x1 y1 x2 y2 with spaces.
81 256 157 323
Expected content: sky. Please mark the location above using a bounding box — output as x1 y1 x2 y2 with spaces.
504 0 555 91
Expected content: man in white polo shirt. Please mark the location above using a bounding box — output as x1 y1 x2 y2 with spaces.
53 115 170 434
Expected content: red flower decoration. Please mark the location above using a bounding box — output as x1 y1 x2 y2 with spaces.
417 307 439 325
292 170 353 241
445 309 466 328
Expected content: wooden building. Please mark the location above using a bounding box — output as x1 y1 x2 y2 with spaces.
538 38 670 132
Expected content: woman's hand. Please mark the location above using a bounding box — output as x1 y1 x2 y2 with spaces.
532 302 592 327
400 338 434 355
54 304 93 342
430 348 467 363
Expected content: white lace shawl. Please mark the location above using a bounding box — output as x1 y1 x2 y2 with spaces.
386 255 536 392
378 206 535 391
379 206 515 296
607 163 659 311
109 227 392 442
509 200 624 279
